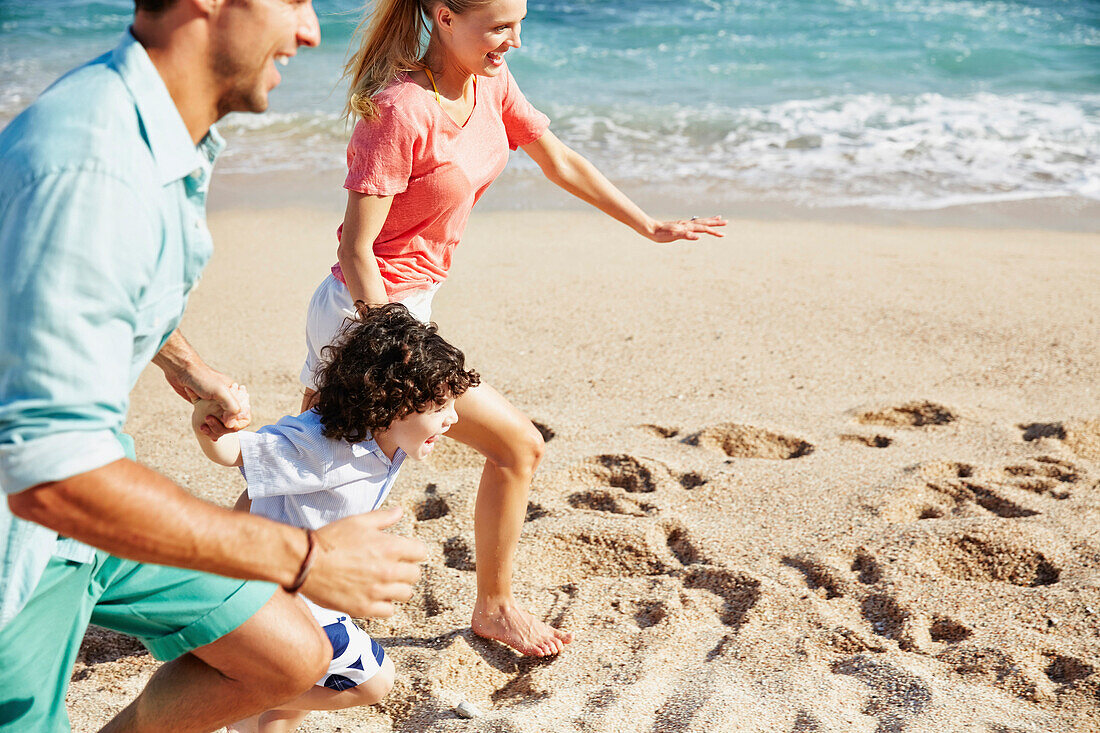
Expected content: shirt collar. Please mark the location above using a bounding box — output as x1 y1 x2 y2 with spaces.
350 435 405 467
350 436 385 458
111 30 225 186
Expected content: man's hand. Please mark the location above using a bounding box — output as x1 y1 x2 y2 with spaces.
190 384 249 433
168 366 251 439
303 507 427 618
154 330 251 438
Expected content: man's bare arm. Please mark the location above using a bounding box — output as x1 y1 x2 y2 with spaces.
7 460 426 617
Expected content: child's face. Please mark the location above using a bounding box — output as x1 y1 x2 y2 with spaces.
384 396 459 461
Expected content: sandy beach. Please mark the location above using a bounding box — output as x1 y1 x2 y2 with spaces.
65 206 1100 732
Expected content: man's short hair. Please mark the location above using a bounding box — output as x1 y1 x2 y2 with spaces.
134 0 177 12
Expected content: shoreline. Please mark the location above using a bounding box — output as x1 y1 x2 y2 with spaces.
208 169 1100 234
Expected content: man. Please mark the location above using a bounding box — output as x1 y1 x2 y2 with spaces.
0 2 427 731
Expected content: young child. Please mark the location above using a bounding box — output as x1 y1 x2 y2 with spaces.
192 303 479 733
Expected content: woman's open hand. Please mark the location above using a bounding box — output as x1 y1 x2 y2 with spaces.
647 215 727 243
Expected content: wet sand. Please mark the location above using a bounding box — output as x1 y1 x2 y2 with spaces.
67 208 1100 732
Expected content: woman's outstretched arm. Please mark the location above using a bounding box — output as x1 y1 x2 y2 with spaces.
337 190 397 305
521 130 726 243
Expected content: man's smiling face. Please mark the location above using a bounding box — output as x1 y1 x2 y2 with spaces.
210 0 320 118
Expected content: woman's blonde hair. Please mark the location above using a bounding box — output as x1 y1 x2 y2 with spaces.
344 0 495 121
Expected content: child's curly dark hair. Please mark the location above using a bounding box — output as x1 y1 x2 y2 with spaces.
313 302 480 443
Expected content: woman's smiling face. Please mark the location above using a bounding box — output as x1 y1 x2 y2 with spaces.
436 0 527 77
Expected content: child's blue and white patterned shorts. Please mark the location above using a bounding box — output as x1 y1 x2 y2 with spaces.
304 597 386 691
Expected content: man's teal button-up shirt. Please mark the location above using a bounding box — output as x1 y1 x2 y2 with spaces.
0 32 223 628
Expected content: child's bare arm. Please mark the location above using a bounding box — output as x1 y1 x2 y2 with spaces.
192 391 245 467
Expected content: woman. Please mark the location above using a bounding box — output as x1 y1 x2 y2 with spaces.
301 0 726 657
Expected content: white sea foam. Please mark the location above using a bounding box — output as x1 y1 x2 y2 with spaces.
538 92 1100 210
208 92 1100 211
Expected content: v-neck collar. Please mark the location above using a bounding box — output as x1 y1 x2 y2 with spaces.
420 73 478 130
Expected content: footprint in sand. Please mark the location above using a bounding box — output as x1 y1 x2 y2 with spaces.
1019 419 1100 460
882 456 1089 523
785 550 977 654
681 565 761 629
782 554 852 600
524 501 549 522
938 646 1098 705
678 471 708 489
583 454 666 493
831 656 932 730
858 593 935 652
513 518 673 585
630 598 672 629
927 479 1039 520
856 400 957 428
939 532 1061 587
1002 456 1084 500
579 453 707 493
639 423 680 439
1043 654 1095 688
431 633 553 709
664 522 710 567
408 566 468 620
927 616 973 644
413 484 450 521
686 423 814 460
851 551 884 585
790 711 825 732
896 524 1061 588
1019 422 1066 441
568 489 656 517
840 433 893 448
937 645 1052 703
442 536 476 572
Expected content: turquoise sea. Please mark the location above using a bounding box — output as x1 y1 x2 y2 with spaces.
1 0 1097 212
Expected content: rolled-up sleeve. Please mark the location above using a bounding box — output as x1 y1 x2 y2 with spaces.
0 170 155 494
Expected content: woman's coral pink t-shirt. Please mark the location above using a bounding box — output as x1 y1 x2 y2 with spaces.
332 64 549 300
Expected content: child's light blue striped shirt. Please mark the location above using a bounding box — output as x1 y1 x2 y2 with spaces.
239 410 405 531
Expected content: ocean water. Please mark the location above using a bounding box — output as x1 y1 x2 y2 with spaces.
1 0 1098 212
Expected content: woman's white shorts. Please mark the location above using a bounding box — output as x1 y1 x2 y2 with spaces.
300 274 439 390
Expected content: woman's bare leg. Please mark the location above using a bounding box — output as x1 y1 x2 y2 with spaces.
446 383 574 657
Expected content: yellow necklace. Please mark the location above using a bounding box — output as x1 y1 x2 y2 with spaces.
423 67 476 107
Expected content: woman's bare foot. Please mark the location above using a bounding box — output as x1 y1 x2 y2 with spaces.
471 598 573 657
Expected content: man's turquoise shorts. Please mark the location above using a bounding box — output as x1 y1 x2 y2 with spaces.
0 437 277 732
